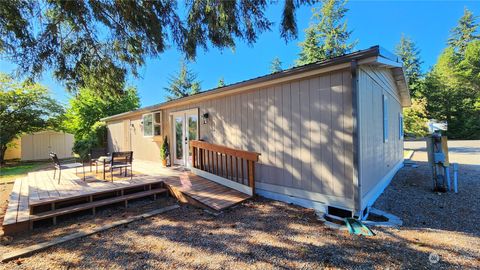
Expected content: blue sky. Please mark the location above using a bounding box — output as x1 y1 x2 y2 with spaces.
1 1 478 108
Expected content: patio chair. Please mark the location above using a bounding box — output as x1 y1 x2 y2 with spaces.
109 151 133 181
50 152 85 183
88 147 109 173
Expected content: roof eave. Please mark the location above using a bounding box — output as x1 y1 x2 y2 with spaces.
102 45 411 122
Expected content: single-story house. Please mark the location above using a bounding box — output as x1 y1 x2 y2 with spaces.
4 131 74 161
102 46 411 218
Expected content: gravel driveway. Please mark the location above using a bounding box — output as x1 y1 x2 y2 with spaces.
0 141 479 269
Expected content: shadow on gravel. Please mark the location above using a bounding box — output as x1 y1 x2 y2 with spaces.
43 196 474 270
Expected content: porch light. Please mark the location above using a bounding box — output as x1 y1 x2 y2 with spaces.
202 113 209 124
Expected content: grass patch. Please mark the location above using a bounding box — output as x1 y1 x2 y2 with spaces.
0 161 49 183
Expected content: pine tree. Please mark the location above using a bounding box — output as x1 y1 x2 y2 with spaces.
270 57 283 73
0 1 307 94
296 0 357 66
164 61 201 100
448 8 479 54
217 77 225 87
395 34 423 97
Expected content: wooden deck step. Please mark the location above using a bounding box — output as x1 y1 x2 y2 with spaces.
29 179 164 208
30 188 168 222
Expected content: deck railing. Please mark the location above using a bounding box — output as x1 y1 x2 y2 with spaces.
190 140 261 191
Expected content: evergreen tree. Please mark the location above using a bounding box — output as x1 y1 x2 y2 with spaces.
164 62 201 100
448 8 479 54
0 1 309 95
270 57 283 73
217 77 225 87
395 34 423 97
421 43 480 139
296 0 357 66
403 98 429 137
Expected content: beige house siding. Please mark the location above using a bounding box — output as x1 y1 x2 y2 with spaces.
357 65 404 209
107 117 163 162
158 69 355 205
129 117 162 161
107 120 126 152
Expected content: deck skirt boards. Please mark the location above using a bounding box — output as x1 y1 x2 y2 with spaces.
256 182 354 210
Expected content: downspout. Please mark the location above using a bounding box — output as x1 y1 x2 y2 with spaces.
350 60 362 218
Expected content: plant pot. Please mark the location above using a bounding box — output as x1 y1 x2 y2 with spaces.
161 159 167 167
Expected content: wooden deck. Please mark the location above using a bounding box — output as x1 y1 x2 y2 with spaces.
2 160 252 234
2 168 167 235
163 172 251 211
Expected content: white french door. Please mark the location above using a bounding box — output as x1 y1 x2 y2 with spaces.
171 109 199 167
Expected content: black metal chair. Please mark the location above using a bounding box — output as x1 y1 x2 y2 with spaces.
49 152 85 183
108 151 133 181
88 147 108 173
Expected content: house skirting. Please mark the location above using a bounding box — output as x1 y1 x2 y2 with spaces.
255 182 354 213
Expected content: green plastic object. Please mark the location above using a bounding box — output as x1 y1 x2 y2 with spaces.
344 218 375 236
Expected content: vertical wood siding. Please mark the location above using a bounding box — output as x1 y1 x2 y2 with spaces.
13 131 74 161
106 69 354 201
358 65 403 203
157 69 354 200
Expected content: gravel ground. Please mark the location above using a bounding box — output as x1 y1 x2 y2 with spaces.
0 141 479 269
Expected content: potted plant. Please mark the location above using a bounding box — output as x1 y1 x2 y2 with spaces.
160 136 169 167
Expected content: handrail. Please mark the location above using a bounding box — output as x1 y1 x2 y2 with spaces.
190 140 260 192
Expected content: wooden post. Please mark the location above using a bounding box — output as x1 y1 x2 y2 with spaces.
199 149 204 170
215 152 219 175
248 160 255 194
192 146 197 168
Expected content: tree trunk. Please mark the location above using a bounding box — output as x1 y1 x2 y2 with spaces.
0 144 7 165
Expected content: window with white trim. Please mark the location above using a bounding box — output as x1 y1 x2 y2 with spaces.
153 111 162 136
383 94 388 143
143 111 162 137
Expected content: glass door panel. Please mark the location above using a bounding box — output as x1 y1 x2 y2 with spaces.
174 116 184 165
171 109 199 167
186 114 198 167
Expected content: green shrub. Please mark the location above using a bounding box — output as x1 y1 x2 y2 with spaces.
73 121 107 160
160 136 169 160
